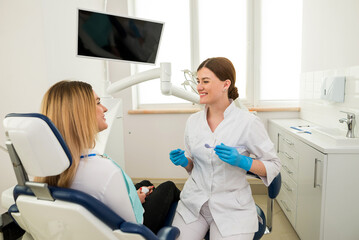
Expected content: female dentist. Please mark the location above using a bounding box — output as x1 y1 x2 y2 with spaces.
169 57 281 240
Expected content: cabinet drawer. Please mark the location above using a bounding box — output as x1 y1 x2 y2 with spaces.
278 133 299 182
279 142 299 170
278 133 298 152
277 190 297 227
281 171 298 205
279 158 298 182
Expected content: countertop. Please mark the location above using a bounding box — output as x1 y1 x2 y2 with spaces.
269 119 359 154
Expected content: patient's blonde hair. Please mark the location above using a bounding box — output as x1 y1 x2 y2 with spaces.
35 80 98 188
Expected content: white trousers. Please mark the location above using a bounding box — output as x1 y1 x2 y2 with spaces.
172 201 255 240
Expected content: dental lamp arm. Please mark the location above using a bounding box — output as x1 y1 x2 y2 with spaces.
106 62 200 104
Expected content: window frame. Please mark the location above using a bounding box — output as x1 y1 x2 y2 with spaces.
131 0 300 110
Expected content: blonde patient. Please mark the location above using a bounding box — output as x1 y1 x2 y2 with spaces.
36 80 180 233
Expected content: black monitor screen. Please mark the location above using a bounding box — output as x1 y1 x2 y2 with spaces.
77 9 164 64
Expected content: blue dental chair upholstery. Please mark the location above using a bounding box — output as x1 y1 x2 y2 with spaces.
3 113 179 240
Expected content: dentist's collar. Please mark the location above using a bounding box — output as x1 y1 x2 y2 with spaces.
204 99 235 117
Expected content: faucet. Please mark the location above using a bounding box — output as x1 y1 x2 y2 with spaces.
339 111 356 138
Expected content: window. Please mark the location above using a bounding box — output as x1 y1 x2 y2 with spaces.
131 0 191 105
197 0 247 99
258 0 302 105
130 0 302 108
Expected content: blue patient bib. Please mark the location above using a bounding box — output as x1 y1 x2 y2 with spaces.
108 156 144 224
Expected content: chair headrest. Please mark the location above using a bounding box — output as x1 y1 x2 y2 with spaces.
3 113 72 177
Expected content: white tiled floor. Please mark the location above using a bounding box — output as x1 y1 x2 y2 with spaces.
253 195 300 240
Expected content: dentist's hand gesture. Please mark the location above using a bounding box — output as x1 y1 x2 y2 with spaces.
214 143 253 171
169 149 188 167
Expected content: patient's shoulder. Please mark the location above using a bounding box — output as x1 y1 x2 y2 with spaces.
80 155 120 175
71 155 122 195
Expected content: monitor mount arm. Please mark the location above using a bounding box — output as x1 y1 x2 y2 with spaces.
106 62 200 103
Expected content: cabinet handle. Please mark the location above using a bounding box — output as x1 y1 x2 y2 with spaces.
284 152 294 160
284 138 294 146
314 158 322 188
283 181 293 192
280 200 291 212
277 133 280 153
283 165 293 174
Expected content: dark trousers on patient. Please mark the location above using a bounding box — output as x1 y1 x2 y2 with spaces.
135 180 180 234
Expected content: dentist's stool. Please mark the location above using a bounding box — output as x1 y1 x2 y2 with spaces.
2 113 179 240
252 171 281 239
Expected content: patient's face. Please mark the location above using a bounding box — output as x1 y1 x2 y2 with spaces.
93 91 108 132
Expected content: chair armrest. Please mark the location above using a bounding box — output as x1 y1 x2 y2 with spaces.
157 226 180 240
120 222 158 240
13 185 126 231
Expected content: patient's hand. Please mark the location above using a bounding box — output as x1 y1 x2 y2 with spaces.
145 186 155 195
137 189 146 203
137 186 155 203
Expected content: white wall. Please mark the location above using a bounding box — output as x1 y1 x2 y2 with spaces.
0 0 107 213
301 0 359 72
0 0 49 213
300 0 359 133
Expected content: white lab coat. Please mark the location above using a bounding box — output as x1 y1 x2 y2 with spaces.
176 102 281 236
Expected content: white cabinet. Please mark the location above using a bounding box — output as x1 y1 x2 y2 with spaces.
268 119 359 240
296 140 325 240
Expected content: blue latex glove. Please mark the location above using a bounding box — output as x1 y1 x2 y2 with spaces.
214 143 253 171
169 149 188 167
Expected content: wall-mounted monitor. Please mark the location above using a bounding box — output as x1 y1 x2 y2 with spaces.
77 9 164 65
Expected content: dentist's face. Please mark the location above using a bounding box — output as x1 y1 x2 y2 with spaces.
93 91 108 132
196 67 229 105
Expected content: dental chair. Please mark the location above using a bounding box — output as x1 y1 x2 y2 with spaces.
2 113 180 240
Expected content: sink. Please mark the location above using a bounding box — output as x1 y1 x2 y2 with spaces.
311 127 359 146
